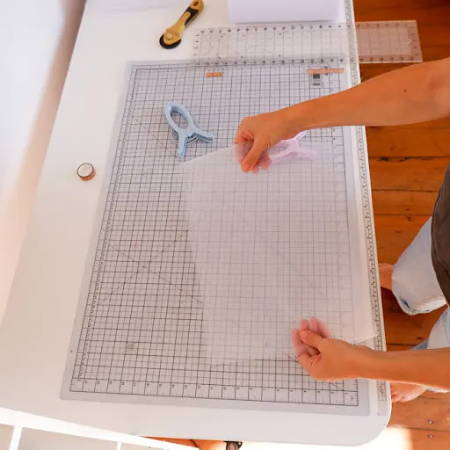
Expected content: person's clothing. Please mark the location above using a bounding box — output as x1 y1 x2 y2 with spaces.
391 165 450 393
393 218 450 349
393 220 449 392
409 310 450 351
392 219 447 315
431 166 450 303
411 310 450 393
393 163 450 316
413 340 429 350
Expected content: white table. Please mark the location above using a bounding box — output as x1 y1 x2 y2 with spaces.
0 0 389 445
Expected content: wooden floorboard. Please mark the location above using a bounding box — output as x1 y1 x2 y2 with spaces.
369 157 450 192
367 127 450 158
372 191 436 216
375 215 429 263
354 0 450 447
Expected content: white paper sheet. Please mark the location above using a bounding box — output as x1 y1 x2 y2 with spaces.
183 147 374 364
228 0 344 24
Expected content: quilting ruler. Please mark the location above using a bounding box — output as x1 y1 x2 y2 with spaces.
193 20 422 64
357 20 422 63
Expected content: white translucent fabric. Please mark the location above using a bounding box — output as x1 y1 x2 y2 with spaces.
183 147 374 363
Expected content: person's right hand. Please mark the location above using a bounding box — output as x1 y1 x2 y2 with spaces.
234 107 301 172
292 326 379 381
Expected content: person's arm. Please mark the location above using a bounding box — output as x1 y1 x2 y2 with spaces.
236 57 450 172
294 329 450 390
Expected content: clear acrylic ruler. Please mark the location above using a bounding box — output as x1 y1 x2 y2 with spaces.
193 20 422 64
357 20 422 63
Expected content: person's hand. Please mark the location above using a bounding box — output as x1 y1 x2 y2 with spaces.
291 320 379 381
234 108 301 172
291 317 332 357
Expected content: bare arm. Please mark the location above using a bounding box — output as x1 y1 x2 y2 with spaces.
294 329 450 391
288 57 450 129
367 347 450 390
236 57 450 171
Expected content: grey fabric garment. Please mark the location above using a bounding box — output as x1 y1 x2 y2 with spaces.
431 164 450 305
392 218 446 314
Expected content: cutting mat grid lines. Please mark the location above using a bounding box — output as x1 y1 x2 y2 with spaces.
64 58 365 411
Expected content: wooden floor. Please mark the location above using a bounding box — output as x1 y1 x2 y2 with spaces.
354 0 450 448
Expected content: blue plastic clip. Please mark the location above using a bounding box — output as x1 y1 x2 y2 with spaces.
164 102 214 158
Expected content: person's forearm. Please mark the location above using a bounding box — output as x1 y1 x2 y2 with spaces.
286 58 450 131
361 348 450 390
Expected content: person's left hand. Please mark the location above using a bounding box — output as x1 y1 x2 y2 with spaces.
291 318 378 381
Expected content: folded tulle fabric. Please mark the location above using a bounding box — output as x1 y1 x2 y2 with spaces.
183 147 375 364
